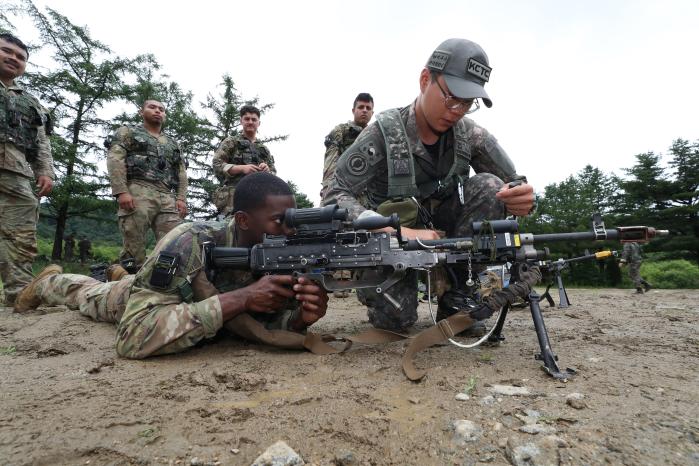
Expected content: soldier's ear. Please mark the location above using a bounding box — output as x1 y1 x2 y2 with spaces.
419 68 431 93
234 211 249 230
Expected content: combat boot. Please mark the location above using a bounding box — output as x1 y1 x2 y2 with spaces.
642 280 652 292
635 287 644 294
14 264 63 313
106 264 129 282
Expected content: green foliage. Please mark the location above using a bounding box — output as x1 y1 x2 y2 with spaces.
0 346 16 356
18 1 152 260
287 180 314 209
640 260 699 289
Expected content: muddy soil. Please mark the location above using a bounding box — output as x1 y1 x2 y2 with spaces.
1 288 698 465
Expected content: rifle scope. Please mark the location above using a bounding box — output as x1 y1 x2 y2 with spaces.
284 205 348 228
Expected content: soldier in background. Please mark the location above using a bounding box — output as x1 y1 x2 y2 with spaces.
321 93 374 298
320 93 374 202
212 105 275 217
106 99 188 271
14 173 328 359
0 33 55 306
620 242 652 293
78 236 91 264
63 232 75 261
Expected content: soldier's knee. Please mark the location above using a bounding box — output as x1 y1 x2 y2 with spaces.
469 173 504 195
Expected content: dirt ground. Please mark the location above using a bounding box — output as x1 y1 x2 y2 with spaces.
1 288 698 466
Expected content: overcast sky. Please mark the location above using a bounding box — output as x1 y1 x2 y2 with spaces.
27 0 699 205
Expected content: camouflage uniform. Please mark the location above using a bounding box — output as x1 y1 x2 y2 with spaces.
622 242 650 290
106 125 187 268
32 273 135 323
321 121 364 202
212 135 275 216
324 103 523 331
115 219 300 359
24 219 303 358
0 80 54 305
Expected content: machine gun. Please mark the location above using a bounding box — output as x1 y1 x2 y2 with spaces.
205 206 667 380
537 250 617 308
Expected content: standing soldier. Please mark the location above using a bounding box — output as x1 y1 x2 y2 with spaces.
321 93 374 298
0 33 54 307
106 99 188 271
620 242 652 294
320 93 374 203
212 105 275 217
63 232 75 261
78 235 91 264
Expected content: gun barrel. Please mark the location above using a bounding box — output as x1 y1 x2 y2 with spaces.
531 229 620 243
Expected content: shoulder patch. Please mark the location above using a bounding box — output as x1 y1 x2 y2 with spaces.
347 153 369 176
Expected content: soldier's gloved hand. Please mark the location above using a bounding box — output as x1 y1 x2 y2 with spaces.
36 176 53 197
292 276 329 326
258 162 271 172
241 275 296 313
117 192 136 211
176 200 187 218
496 182 535 216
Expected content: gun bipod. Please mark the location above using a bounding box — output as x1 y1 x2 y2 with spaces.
528 290 576 380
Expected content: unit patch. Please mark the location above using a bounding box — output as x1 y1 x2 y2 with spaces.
427 50 450 71
467 58 491 82
347 153 368 176
392 159 411 176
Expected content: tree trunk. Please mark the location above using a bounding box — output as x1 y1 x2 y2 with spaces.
50 100 84 260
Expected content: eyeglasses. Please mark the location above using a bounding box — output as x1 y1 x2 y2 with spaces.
434 78 480 114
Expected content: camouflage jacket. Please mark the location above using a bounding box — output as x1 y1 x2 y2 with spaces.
0 80 54 180
212 135 276 187
106 125 188 200
115 219 298 359
323 102 519 219
321 120 364 201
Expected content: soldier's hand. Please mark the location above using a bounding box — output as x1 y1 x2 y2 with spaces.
496 182 535 217
242 275 295 313
117 192 136 211
258 163 271 172
176 200 187 218
400 227 441 241
36 176 53 197
292 276 328 326
230 164 262 176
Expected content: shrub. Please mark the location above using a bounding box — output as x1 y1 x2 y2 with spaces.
640 260 699 289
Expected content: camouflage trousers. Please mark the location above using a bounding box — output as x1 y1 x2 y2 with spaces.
357 173 506 331
0 172 39 305
118 181 182 268
32 273 135 323
628 261 645 288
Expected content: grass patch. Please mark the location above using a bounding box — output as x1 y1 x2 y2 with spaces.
0 346 17 355
462 376 477 396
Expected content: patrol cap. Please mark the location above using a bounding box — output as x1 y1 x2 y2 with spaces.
426 38 493 108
